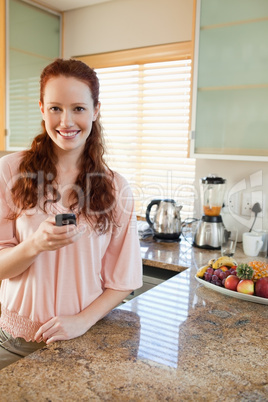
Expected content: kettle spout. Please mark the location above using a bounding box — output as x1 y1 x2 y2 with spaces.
175 205 183 213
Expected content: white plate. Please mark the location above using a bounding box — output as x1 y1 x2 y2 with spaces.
195 274 268 305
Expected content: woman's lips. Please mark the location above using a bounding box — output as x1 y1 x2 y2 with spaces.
56 130 81 138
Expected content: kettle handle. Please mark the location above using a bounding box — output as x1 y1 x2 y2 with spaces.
146 199 162 227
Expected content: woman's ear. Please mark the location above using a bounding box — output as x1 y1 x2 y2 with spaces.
39 101 45 120
93 102 101 121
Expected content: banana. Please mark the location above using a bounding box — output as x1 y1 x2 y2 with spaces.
212 256 237 269
208 258 216 267
196 264 210 278
196 257 237 279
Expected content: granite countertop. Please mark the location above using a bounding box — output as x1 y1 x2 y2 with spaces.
140 235 258 272
140 236 193 271
0 239 267 401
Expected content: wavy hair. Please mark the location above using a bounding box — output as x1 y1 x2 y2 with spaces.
10 58 116 233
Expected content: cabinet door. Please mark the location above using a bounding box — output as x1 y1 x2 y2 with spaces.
190 0 268 161
7 0 61 150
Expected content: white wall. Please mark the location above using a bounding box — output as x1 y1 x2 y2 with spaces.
63 0 193 58
194 159 268 242
63 0 268 238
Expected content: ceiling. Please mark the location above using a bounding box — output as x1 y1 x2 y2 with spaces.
34 0 114 12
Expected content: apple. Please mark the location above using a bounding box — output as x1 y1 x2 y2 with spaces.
255 277 268 298
224 275 240 291
237 279 254 295
219 265 229 272
230 265 237 270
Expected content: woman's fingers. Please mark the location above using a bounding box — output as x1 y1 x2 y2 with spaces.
32 216 84 252
35 315 85 344
34 318 55 342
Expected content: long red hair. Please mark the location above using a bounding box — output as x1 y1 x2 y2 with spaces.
10 58 116 233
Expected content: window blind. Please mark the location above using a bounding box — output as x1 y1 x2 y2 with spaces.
96 59 196 218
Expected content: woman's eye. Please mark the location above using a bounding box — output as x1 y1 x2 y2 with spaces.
75 106 85 112
50 107 60 112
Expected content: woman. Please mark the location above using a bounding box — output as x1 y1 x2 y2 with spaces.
0 58 142 369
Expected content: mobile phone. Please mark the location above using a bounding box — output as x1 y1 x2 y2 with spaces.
55 213 77 226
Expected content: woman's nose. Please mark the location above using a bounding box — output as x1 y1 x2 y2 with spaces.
60 110 74 127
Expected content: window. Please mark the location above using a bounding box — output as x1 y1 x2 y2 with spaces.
76 43 196 219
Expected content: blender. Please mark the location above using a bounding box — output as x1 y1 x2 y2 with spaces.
194 175 226 249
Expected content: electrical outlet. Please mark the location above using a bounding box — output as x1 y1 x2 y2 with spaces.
228 192 241 215
241 192 263 217
241 193 252 216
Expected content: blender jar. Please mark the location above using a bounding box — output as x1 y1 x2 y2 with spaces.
200 175 226 217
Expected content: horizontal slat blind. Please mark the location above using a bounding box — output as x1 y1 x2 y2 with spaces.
9 76 41 147
96 59 196 219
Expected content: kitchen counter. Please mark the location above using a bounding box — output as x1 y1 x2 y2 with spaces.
140 236 193 271
0 240 267 401
140 235 258 272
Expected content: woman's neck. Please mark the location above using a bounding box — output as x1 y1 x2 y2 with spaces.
55 148 82 174
55 159 80 209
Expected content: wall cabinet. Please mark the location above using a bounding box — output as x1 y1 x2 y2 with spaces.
190 0 268 161
5 0 61 150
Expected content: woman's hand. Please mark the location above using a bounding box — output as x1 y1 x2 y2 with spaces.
31 216 84 254
0 216 85 280
34 289 132 345
34 315 87 345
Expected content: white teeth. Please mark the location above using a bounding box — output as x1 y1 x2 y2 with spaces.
57 131 79 137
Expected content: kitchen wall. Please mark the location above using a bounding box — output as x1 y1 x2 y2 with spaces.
63 0 193 58
195 159 268 241
63 0 268 236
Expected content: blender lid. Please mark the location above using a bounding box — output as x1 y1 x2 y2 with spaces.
201 175 226 184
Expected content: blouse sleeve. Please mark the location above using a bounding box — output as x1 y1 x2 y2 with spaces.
101 173 143 291
0 155 19 250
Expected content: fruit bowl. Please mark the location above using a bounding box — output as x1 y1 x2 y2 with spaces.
195 271 268 305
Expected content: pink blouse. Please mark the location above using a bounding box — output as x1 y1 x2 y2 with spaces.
0 152 142 341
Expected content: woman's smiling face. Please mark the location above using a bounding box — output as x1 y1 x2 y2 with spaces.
39 75 100 157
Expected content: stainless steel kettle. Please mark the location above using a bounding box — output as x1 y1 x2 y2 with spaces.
146 199 182 242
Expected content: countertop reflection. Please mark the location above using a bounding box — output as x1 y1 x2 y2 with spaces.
121 270 191 368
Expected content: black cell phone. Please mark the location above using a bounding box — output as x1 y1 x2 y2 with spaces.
55 213 77 226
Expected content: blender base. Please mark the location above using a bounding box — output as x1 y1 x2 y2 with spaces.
194 215 224 250
192 241 221 250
